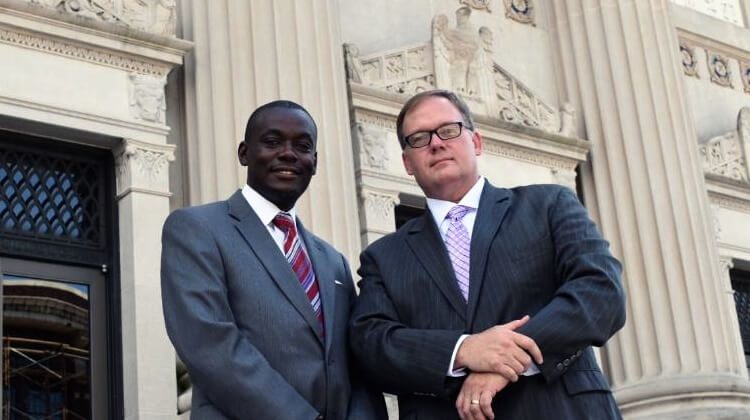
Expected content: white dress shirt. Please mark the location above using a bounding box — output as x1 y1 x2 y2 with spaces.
425 177 538 377
241 184 301 253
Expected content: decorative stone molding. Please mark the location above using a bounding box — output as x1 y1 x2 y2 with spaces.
0 27 171 76
504 0 535 26
128 73 166 123
460 0 491 13
354 109 397 132
114 138 175 198
349 42 435 96
359 188 400 233
356 123 390 170
680 41 700 78
709 193 750 213
741 61 750 93
24 0 177 36
699 107 750 182
482 139 577 171
719 255 735 272
707 51 733 88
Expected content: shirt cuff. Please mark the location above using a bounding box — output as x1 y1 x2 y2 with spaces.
447 334 470 377
522 363 540 376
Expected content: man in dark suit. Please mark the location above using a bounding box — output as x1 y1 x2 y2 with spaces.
350 90 626 420
161 100 386 420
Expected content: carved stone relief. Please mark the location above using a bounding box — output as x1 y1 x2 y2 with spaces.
360 189 400 233
345 8 575 137
356 124 390 170
128 73 167 123
504 0 535 26
26 0 177 36
670 0 744 26
460 0 491 12
680 41 700 78
699 107 750 182
707 51 733 88
115 138 175 197
741 61 750 93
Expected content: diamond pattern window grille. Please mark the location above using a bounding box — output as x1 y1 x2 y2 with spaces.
0 142 104 248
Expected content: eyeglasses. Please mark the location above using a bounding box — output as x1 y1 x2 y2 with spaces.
403 122 471 148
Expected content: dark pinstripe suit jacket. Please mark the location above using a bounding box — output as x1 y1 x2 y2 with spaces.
161 191 386 420
350 183 626 419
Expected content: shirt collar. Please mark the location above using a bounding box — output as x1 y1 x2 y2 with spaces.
426 177 485 224
241 184 297 226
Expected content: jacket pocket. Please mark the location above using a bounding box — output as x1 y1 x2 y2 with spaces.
561 369 612 396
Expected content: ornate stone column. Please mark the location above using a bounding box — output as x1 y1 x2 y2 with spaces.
115 138 177 420
549 0 750 417
180 0 362 262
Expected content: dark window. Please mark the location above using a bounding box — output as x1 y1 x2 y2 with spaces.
0 132 119 419
732 267 750 369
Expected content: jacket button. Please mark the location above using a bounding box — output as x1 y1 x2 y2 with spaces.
556 363 564 371
563 359 570 367
576 349 583 357
316 415 325 420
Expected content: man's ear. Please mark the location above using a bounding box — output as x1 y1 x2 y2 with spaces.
238 140 248 166
402 152 414 175
472 130 484 156
312 151 318 175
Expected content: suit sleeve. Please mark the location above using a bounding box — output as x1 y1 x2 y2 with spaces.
349 248 465 396
516 187 626 382
342 255 389 420
160 209 318 420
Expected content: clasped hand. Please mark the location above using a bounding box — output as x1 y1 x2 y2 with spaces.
454 315 543 420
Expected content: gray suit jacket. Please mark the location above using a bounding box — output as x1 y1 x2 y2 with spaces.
162 191 386 420
350 183 626 419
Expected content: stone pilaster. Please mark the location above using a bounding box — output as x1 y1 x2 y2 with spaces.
115 138 178 420
180 0 362 263
549 1 750 417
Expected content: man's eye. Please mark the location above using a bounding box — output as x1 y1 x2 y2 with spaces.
262 138 281 146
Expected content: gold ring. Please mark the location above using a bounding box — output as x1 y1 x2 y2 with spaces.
470 399 480 405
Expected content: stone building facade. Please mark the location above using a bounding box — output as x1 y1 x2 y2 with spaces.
1 0 750 419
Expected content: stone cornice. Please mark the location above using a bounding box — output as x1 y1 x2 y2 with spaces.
706 174 750 213
0 2 191 76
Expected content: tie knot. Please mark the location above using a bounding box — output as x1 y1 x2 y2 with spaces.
272 213 295 233
447 205 470 222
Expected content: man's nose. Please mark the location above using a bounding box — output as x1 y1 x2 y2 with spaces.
277 142 298 159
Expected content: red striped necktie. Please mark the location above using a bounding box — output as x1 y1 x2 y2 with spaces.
272 213 324 336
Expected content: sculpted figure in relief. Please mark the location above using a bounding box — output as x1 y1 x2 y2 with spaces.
433 7 491 96
128 73 167 123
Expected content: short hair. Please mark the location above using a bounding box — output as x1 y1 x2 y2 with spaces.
395 90 474 149
244 100 318 142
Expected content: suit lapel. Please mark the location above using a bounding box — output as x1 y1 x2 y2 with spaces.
467 184 512 327
297 221 335 353
227 191 324 347
405 211 467 321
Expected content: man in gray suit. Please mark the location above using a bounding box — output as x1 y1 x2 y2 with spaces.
350 90 626 420
162 100 386 420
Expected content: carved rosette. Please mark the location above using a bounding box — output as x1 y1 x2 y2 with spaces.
115 138 175 198
356 124 390 170
360 189 400 234
460 0 492 12
504 0 535 26
680 41 699 78
25 0 177 37
707 51 733 88
128 73 167 123
741 61 750 94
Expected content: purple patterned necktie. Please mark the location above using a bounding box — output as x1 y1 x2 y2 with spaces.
273 213 324 336
445 205 471 301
